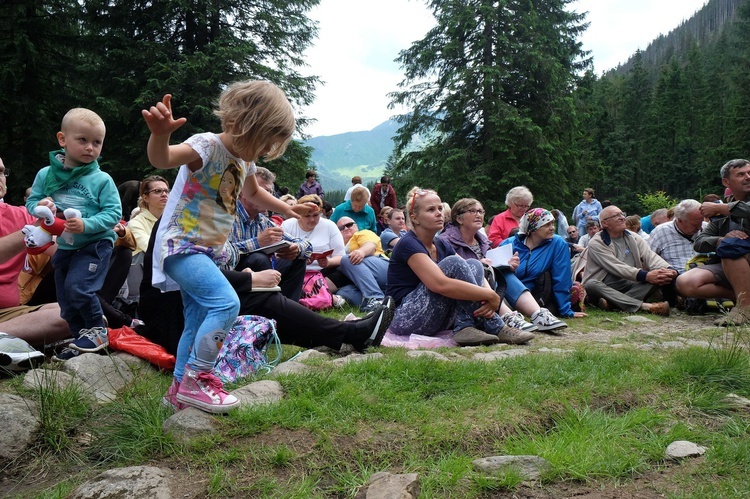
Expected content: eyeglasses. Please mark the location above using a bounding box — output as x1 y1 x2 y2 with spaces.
462 208 485 216
147 188 169 195
338 222 356 231
602 211 627 221
513 202 530 209
0 168 9 178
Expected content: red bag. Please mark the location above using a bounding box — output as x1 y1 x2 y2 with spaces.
108 326 176 370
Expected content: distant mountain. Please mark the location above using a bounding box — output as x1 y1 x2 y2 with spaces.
301 120 400 192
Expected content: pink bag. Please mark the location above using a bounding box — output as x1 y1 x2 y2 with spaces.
299 270 333 310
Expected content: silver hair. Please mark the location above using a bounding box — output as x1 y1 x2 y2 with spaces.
255 166 276 185
673 199 701 221
505 186 533 206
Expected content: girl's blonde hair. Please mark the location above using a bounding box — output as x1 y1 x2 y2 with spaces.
214 80 295 162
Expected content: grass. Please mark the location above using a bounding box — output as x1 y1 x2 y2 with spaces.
1 313 749 498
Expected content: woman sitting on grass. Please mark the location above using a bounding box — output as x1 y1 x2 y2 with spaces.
386 187 533 346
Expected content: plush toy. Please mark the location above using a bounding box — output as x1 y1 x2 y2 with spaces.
22 205 82 255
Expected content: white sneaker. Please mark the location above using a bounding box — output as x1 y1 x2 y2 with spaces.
531 308 567 332
501 311 538 332
0 333 45 373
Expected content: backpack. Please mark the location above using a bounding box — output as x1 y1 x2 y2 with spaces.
299 270 334 311
213 315 282 383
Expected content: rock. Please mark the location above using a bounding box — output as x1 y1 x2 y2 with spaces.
233 380 284 407
537 347 573 354
658 341 688 349
330 352 384 366
293 349 329 362
666 440 706 460
472 349 528 362
270 361 312 376
685 340 711 348
22 368 78 392
624 315 655 323
62 353 134 403
69 465 171 499
362 472 420 499
111 351 151 370
162 407 216 443
472 455 550 480
0 393 38 460
406 350 449 361
723 393 750 410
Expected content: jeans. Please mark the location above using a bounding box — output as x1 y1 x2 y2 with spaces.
500 269 532 306
389 255 505 336
164 253 240 381
52 240 112 335
339 254 388 307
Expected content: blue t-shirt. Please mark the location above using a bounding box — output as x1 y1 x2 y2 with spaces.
386 231 455 305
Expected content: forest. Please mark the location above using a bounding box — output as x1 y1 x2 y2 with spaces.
1 0 748 217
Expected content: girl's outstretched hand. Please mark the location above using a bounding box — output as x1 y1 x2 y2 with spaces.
142 94 187 136
287 202 315 220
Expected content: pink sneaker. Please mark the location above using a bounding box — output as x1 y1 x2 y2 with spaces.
162 378 186 411
176 366 239 414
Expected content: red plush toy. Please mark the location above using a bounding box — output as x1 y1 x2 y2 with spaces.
22 205 81 255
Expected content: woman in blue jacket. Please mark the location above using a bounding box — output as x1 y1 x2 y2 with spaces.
501 208 587 328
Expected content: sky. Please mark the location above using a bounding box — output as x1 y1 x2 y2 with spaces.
302 0 709 138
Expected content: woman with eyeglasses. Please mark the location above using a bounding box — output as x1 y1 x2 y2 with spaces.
487 186 534 247
441 198 565 333
386 188 533 346
500 208 588 329
125 175 170 304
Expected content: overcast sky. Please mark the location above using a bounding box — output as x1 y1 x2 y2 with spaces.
302 0 708 138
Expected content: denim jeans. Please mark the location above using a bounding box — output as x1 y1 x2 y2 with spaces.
339 254 388 307
52 240 112 335
389 255 505 336
164 253 240 381
499 268 532 306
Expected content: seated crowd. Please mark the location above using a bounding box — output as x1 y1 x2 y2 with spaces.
3 157 750 393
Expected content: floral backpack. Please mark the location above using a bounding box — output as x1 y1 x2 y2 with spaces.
299 270 333 311
213 315 282 383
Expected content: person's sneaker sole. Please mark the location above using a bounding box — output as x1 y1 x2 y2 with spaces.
363 296 395 349
0 351 45 373
496 327 535 345
535 322 568 332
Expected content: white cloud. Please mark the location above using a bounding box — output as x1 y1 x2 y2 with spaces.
302 0 709 137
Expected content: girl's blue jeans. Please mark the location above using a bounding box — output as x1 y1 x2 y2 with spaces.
164 252 240 381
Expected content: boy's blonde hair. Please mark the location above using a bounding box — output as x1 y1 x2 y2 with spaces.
61 108 105 132
350 185 369 203
214 80 295 162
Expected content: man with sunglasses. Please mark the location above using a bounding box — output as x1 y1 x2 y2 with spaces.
582 205 675 316
336 216 389 313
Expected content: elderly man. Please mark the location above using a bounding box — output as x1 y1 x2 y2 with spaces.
336 216 389 312
647 199 704 273
582 205 675 315
641 208 670 235
676 159 750 325
230 167 312 301
0 158 70 358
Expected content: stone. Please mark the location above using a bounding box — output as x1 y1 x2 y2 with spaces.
233 380 284 407
70 465 171 499
293 349 329 362
723 393 750 410
62 353 134 403
666 440 706 460
0 393 38 460
330 352 384 366
624 315 655 323
111 351 151 370
406 350 449 361
22 368 77 392
472 455 550 480
270 361 311 376
472 349 528 362
162 407 216 444
537 347 573 354
363 472 420 499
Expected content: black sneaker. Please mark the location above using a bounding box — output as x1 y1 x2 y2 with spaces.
351 296 395 352
51 347 82 362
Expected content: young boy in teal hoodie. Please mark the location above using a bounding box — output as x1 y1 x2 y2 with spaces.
26 108 121 360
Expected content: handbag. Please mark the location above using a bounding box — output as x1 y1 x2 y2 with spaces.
213 315 281 383
299 270 334 311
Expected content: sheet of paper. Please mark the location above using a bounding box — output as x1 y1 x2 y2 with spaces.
485 244 513 267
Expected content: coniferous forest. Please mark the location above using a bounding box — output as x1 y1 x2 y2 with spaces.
1 0 749 216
